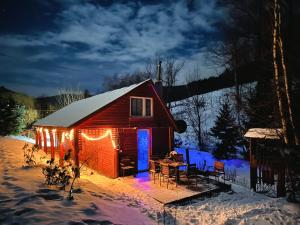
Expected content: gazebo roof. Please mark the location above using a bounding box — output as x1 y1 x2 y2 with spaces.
244 128 282 140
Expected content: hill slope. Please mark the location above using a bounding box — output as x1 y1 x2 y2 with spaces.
163 62 263 103
0 86 36 109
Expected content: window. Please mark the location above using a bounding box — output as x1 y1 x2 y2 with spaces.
145 98 151 116
131 98 143 116
130 97 153 117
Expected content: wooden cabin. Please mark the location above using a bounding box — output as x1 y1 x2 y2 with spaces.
33 79 177 178
244 128 285 197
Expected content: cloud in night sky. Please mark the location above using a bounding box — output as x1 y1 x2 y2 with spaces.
0 0 225 96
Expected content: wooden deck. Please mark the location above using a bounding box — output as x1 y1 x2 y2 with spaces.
122 172 224 205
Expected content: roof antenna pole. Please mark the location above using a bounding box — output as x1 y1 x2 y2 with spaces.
157 60 162 82
155 61 163 98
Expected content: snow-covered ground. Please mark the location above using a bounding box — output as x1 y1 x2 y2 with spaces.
0 137 157 225
1 136 300 225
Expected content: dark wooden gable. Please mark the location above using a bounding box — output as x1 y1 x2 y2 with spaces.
76 81 175 129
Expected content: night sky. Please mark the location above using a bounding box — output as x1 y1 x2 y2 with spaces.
0 0 224 97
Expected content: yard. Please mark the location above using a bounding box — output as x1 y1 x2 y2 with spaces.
1 136 299 225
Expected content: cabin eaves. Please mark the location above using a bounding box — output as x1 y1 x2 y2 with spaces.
34 80 151 128
34 79 176 129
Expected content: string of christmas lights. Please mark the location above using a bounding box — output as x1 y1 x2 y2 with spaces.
36 127 116 149
81 130 116 149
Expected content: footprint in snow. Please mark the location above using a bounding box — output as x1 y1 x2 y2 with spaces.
3 175 18 181
81 208 97 216
36 188 59 194
15 195 39 206
14 207 35 216
82 218 114 225
37 193 63 201
68 221 85 225
90 203 99 210
2 181 25 192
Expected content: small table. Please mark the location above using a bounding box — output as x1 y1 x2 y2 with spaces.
169 162 187 184
157 159 187 184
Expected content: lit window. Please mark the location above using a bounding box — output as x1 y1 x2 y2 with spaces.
130 97 153 117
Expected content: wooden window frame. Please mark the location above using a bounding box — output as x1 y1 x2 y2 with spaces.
130 96 153 118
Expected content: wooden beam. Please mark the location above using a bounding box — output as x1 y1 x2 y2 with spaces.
186 148 190 165
74 129 80 177
50 130 55 160
35 129 39 146
277 170 286 197
113 148 118 178
249 139 257 191
169 127 174 151
59 131 65 167
38 130 42 148
43 130 47 154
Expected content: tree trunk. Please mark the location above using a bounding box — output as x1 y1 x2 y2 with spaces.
277 3 299 145
272 0 289 144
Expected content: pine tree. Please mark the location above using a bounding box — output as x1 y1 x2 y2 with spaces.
210 99 240 159
245 79 278 129
0 97 26 136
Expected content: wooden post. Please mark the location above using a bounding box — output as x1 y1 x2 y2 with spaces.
50 130 55 160
74 129 80 177
250 139 257 191
185 148 190 165
168 127 174 152
35 129 39 146
57 130 63 166
114 149 118 178
277 167 286 197
43 129 48 154
38 130 42 148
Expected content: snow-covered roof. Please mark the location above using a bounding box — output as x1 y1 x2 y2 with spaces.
34 79 151 128
244 128 282 139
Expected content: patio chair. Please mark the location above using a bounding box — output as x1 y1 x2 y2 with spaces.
149 160 160 183
208 161 225 182
181 163 199 188
120 158 136 177
160 163 176 189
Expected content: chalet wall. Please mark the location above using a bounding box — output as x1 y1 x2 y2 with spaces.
79 128 118 178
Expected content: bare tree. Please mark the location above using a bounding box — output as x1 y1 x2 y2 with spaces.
103 71 151 91
145 54 184 108
164 58 185 89
184 69 207 149
56 87 84 109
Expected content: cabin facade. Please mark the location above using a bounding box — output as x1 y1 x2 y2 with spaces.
34 80 177 178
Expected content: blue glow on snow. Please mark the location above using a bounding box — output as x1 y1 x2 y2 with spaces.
138 129 150 171
175 148 249 173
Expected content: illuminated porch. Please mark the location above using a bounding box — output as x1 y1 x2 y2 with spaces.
121 172 227 205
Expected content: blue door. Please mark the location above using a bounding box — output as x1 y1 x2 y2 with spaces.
137 129 150 171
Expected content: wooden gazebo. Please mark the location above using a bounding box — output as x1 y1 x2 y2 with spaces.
245 128 285 197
